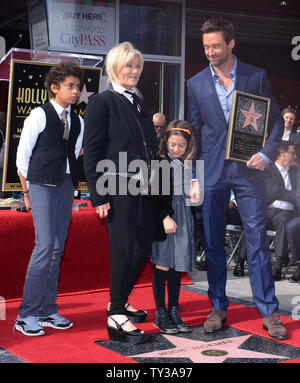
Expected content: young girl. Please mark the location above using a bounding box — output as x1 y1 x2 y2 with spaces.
151 120 198 334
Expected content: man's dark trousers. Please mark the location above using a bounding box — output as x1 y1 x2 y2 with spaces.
266 207 295 270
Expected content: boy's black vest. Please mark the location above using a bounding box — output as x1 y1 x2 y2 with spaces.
27 102 81 187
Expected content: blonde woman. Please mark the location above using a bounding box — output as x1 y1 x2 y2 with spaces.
84 42 157 344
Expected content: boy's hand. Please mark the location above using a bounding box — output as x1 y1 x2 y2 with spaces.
78 148 84 157
23 194 32 212
163 215 177 234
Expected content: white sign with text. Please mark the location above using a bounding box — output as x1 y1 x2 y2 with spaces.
47 2 115 54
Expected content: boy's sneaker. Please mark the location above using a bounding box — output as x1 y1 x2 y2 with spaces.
14 316 45 336
38 313 73 330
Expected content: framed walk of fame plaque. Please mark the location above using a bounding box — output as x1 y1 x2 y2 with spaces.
225 90 270 162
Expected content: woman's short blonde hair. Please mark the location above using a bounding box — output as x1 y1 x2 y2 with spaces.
105 42 144 85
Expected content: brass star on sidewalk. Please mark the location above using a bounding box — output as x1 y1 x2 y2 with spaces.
130 334 288 363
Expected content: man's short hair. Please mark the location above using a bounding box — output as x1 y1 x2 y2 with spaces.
200 18 235 44
276 140 295 158
281 107 297 118
153 113 167 124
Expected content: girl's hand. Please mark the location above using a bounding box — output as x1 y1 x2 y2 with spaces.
163 215 177 234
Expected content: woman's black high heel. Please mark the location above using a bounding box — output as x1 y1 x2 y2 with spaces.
106 301 147 324
106 316 145 344
124 303 147 324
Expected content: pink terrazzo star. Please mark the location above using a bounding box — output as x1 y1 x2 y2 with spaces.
240 101 263 131
130 334 289 363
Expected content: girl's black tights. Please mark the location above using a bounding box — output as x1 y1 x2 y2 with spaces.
152 267 181 309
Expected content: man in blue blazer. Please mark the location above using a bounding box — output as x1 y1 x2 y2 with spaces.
187 18 287 339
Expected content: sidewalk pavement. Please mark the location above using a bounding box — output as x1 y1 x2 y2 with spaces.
188 262 300 317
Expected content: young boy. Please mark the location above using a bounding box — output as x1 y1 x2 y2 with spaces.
15 62 84 336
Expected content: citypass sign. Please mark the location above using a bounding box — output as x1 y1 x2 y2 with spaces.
47 0 116 54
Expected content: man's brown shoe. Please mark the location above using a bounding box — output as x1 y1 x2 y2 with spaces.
262 311 287 340
203 308 227 333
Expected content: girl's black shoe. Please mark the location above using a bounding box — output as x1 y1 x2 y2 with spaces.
106 316 145 344
168 306 192 333
154 307 179 334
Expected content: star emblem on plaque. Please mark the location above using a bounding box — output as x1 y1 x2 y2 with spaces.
240 101 263 132
225 91 270 162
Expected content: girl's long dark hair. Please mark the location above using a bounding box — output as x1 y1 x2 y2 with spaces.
158 120 197 161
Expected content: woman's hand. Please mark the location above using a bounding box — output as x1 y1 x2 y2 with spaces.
163 215 177 234
95 202 110 218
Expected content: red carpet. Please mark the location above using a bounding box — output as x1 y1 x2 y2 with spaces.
0 202 166 299
1 286 299 363
0 203 111 299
